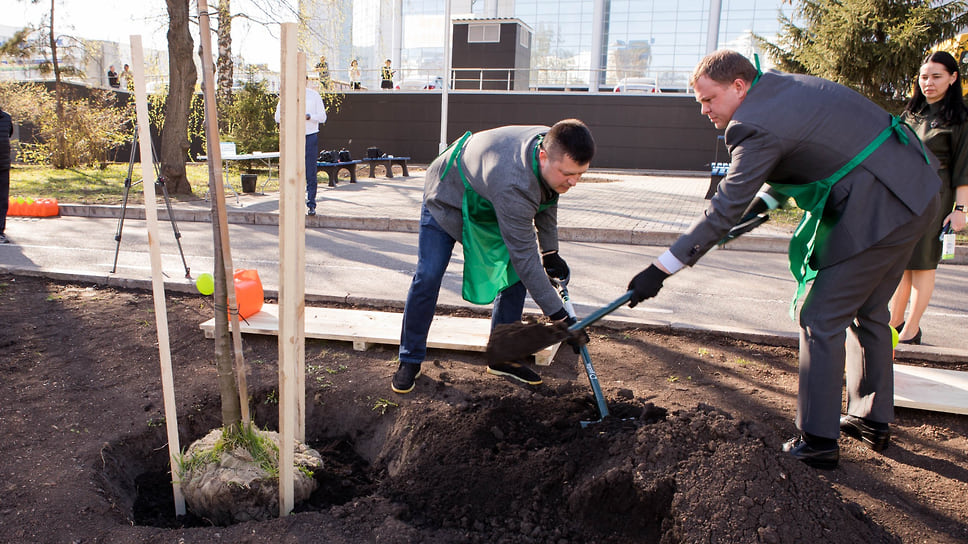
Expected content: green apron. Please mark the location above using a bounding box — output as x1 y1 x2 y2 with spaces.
770 115 929 318
439 131 557 304
742 55 929 318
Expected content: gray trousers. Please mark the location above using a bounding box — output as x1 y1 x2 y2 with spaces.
796 194 939 439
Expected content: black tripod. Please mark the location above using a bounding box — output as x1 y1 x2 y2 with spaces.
111 126 191 278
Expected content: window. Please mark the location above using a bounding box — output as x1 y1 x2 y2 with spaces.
468 23 501 43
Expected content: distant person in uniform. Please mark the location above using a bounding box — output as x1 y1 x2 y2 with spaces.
349 59 362 90
107 66 120 88
381 59 395 90
120 64 134 91
315 55 331 90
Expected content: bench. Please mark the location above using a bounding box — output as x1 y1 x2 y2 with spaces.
706 162 728 199
317 160 362 186
361 156 410 178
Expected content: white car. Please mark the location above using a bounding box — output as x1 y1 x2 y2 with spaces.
395 75 446 90
613 77 661 93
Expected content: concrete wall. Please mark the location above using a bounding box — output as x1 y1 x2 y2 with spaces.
316 91 721 171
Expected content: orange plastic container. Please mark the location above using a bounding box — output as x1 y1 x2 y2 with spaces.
8 197 59 217
233 269 264 319
37 198 59 217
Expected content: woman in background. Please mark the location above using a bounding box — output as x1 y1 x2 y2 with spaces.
890 51 968 344
349 59 362 90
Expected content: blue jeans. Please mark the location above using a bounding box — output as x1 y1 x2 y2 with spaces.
305 132 318 211
399 204 526 365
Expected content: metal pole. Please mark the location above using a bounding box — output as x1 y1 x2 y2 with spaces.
589 0 605 92
706 0 723 54
439 0 452 153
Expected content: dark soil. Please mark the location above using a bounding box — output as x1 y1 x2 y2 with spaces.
1 274 966 543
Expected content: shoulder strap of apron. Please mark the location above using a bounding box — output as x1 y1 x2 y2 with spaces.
440 131 472 179
769 115 930 319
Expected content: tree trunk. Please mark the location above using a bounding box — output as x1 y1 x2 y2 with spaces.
49 0 67 169
161 0 197 195
216 0 234 133
211 212 242 429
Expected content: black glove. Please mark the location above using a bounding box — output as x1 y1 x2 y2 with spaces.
563 316 589 354
627 265 669 308
542 250 570 283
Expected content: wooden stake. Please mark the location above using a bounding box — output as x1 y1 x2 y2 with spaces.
129 34 186 517
277 21 307 517
196 0 251 427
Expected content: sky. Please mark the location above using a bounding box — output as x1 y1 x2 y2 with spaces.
7 0 291 71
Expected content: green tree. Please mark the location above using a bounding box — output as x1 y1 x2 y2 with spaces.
0 82 131 167
227 79 278 154
760 0 968 110
1 0 88 168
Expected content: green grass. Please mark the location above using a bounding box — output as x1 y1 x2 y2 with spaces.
8 162 279 205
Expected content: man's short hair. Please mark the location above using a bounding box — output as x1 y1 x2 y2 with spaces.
689 49 758 87
544 119 595 165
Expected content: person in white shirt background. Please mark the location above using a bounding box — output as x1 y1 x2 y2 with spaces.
275 79 328 215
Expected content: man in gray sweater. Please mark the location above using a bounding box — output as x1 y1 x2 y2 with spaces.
393 119 595 393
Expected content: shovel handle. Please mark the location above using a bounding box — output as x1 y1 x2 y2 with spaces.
567 290 633 333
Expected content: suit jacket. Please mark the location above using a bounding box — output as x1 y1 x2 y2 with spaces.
671 71 942 269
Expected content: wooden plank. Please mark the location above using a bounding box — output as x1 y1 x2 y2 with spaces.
894 364 968 415
200 304 561 365
130 32 185 517
276 22 304 517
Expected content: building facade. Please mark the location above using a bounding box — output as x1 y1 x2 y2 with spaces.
314 0 793 91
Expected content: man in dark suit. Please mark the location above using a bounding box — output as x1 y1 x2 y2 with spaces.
0 105 12 244
626 49 941 469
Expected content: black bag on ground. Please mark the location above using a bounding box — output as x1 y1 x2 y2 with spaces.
319 150 338 163
339 149 352 162
366 147 380 159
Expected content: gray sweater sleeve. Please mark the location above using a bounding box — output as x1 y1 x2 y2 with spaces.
425 126 564 315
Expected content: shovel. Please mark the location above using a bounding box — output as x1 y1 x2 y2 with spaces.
553 279 611 426
485 289 632 366
486 202 768 364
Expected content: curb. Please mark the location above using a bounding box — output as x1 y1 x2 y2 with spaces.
57 203 968 263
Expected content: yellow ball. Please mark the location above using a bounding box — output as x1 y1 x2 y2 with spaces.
891 326 899 348
195 273 215 295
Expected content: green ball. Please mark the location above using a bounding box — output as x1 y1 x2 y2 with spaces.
195 273 215 295
891 326 899 348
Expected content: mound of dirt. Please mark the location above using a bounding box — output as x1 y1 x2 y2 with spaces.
1 274 966 543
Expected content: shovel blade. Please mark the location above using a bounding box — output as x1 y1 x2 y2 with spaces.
485 321 571 364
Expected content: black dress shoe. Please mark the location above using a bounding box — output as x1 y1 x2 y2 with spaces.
840 415 890 451
782 435 839 469
898 328 921 345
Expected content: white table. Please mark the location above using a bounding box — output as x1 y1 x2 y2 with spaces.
199 151 280 204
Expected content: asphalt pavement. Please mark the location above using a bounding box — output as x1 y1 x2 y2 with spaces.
2 168 965 362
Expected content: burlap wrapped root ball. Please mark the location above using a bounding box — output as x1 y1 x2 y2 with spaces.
180 428 323 525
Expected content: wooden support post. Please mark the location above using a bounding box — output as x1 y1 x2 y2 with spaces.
196 0 251 427
129 34 186 517
277 22 307 518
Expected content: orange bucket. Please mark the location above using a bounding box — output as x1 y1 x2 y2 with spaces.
233 269 264 319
